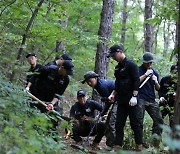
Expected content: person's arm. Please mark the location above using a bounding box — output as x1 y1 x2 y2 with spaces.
152 73 160 90
140 69 153 82
108 90 117 103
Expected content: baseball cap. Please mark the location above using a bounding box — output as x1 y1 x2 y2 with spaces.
61 53 72 60
62 60 74 75
107 45 124 58
77 90 86 97
26 53 36 58
82 71 99 84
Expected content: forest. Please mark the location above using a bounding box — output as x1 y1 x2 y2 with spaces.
0 0 180 153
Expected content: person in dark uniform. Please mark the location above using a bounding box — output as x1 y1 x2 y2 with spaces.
70 90 105 149
25 53 43 91
82 71 117 148
108 44 143 151
138 52 163 144
29 60 74 113
159 65 177 127
46 53 72 67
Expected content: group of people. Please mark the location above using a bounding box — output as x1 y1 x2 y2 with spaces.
25 44 177 151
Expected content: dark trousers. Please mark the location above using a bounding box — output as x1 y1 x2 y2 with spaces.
115 103 143 146
160 101 174 127
105 101 118 147
139 99 164 135
72 122 105 144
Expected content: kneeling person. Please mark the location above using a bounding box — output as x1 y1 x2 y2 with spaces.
70 90 105 147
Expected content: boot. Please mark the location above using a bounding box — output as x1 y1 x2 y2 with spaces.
136 144 143 151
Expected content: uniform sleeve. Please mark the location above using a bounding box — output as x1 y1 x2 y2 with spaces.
70 105 76 118
92 100 103 112
158 77 167 98
129 62 140 91
38 65 58 74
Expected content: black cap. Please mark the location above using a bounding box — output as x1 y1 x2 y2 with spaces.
82 71 99 84
26 53 36 58
107 45 124 58
77 90 86 97
61 53 72 60
62 60 74 76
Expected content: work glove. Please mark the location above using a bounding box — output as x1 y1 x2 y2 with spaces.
145 69 153 76
152 75 158 84
46 103 54 110
129 96 137 106
108 94 115 103
160 97 166 102
173 92 176 101
24 87 30 92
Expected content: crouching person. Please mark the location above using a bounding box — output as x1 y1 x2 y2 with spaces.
70 90 105 149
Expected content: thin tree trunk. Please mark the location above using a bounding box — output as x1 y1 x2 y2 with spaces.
95 0 115 79
144 0 153 53
121 0 128 46
10 0 45 82
163 21 170 57
174 0 180 126
172 1 180 153
93 0 115 100
153 25 159 54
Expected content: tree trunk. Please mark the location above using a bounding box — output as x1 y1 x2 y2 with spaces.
10 0 45 82
120 0 128 46
174 0 180 126
144 0 153 53
172 1 180 153
93 0 115 100
163 21 170 57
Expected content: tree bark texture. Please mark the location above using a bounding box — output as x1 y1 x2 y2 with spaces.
10 0 45 82
144 0 153 52
93 0 114 101
163 21 170 57
173 0 180 126
120 0 128 45
95 0 115 79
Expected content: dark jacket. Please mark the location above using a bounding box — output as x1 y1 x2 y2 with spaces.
114 57 140 103
95 78 115 98
26 64 44 83
159 75 177 107
30 65 69 102
70 99 103 120
94 78 115 114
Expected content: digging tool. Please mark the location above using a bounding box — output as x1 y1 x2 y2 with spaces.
26 91 72 121
139 73 153 88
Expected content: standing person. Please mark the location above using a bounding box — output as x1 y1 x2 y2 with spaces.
159 65 177 128
25 53 43 91
108 44 143 151
82 71 117 148
70 90 105 149
138 52 163 147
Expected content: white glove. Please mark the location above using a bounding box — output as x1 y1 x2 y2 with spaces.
145 69 153 76
160 97 166 102
24 87 30 92
129 96 137 106
152 75 158 84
